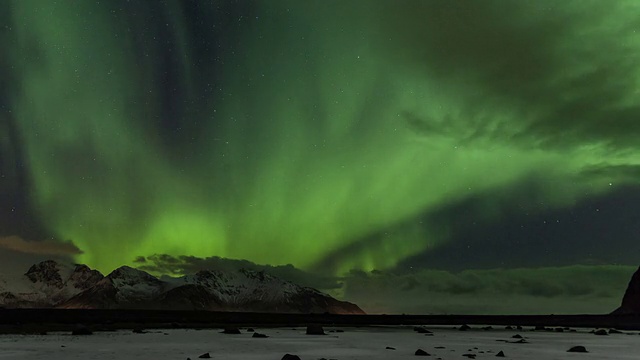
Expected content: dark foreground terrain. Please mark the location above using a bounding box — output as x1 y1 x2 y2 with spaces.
2 309 640 334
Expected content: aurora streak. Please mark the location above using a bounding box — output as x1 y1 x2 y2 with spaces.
3 0 640 275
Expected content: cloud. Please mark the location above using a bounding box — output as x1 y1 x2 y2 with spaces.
343 265 637 315
0 236 83 256
135 254 341 290
385 1 640 151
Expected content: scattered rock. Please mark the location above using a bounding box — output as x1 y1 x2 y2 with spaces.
414 326 432 334
252 332 269 338
71 325 92 336
306 325 325 335
459 324 471 331
567 346 588 353
221 327 241 334
281 354 301 360
534 325 547 331
386 346 396 350
415 348 431 356
495 350 505 357
594 329 608 336
198 353 211 359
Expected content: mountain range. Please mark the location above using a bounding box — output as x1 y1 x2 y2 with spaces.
0 260 364 314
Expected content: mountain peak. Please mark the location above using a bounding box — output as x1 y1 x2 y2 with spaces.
106 266 164 289
25 260 71 288
5 260 365 314
613 266 640 314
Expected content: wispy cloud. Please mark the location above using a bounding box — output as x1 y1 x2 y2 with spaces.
0 236 83 256
135 254 341 290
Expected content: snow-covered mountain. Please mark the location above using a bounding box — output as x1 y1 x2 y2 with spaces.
156 269 364 314
0 260 103 308
1 261 364 314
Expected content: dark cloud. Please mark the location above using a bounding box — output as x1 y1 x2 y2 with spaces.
135 254 341 290
344 265 636 315
0 236 82 256
385 0 640 150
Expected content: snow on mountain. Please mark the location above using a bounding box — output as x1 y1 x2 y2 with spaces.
2 260 364 314
0 260 103 308
159 269 364 314
59 266 167 309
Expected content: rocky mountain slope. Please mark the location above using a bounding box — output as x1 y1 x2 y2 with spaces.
612 266 640 314
0 261 364 314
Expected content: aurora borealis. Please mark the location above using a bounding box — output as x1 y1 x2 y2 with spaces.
2 0 640 313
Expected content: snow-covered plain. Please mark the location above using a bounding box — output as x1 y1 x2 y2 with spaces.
0 326 638 359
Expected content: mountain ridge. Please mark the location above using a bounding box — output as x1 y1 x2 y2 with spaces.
0 260 364 314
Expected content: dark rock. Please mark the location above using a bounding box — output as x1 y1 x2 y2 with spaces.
335 329 344 333
246 328 255 332
132 328 146 334
462 354 476 359
414 326 432 334
71 324 92 336
613 266 640 314
567 346 588 353
252 332 269 338
534 325 547 331
221 326 241 334
512 334 523 339
505 326 513 330
482 326 493 331
198 353 211 359
594 329 608 336
306 325 325 335
459 324 471 331
609 328 623 334
281 354 301 360
516 326 523 330
495 351 505 357
434 346 445 349
415 348 430 356
510 339 528 343
555 327 564 332
386 346 396 350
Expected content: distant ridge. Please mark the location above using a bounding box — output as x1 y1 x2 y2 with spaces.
0 261 364 315
612 266 640 314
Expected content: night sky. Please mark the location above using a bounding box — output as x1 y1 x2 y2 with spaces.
1 0 640 314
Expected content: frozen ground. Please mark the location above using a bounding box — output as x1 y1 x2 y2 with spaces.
0 326 638 359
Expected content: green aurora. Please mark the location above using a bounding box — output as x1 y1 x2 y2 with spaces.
5 0 640 274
